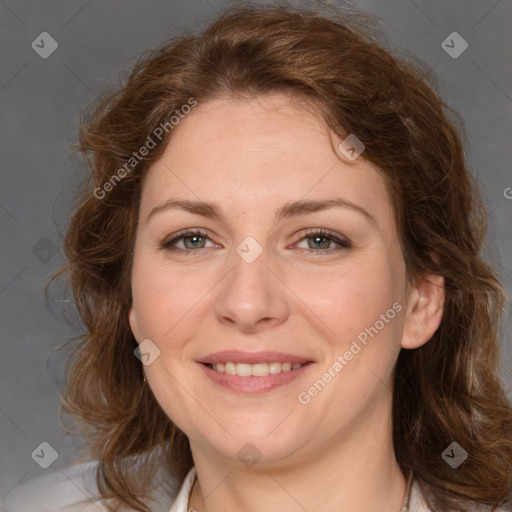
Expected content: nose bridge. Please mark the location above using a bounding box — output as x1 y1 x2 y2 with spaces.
233 235 270 288
214 234 289 331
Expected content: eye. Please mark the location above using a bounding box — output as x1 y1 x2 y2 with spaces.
161 228 352 255
294 229 352 254
161 229 215 252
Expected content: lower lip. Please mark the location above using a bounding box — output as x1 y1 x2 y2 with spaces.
198 363 314 394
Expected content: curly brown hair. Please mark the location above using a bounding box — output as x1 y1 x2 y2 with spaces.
50 2 512 511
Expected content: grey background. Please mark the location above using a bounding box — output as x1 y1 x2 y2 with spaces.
1 0 511 502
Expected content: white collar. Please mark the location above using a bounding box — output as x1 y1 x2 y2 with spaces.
168 467 434 512
169 466 197 512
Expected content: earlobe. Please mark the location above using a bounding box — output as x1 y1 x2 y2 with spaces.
401 273 445 350
128 306 140 343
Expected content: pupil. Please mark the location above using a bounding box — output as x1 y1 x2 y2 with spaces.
185 235 204 249
310 236 329 249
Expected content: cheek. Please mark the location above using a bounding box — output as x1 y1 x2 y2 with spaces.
130 254 214 341
291 257 400 350
294 262 403 414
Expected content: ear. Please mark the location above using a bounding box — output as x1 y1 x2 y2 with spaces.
128 304 140 343
401 272 445 349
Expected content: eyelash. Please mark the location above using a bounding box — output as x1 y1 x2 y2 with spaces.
161 228 352 255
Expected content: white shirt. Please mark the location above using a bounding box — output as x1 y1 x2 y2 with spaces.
0 461 507 511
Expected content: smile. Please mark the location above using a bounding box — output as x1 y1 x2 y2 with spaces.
197 351 314 394
206 361 305 376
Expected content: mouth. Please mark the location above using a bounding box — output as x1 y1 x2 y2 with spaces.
204 361 308 376
197 351 315 394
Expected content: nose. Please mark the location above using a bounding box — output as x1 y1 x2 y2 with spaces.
214 243 290 333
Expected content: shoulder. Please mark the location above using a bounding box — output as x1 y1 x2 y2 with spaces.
0 461 105 511
410 480 511 512
0 460 177 512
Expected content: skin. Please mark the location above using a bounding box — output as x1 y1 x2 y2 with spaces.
128 93 445 511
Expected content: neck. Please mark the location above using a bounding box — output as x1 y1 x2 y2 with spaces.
188 393 407 511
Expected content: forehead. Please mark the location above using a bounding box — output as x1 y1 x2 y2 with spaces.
140 94 393 228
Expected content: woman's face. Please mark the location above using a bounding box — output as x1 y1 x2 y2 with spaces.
129 94 416 467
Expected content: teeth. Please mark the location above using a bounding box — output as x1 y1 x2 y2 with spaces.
250 363 269 376
225 362 236 375
210 361 302 375
236 363 252 377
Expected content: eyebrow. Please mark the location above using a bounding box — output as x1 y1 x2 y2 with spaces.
146 197 376 226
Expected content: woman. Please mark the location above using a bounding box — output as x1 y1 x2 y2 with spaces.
3 3 511 511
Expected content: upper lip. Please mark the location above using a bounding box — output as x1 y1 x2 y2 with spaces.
198 351 314 365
